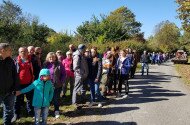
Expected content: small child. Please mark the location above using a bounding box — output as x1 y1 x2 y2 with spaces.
16 68 54 125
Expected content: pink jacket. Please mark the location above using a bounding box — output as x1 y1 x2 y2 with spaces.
62 58 74 78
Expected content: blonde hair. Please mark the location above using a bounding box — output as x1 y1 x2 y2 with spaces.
45 52 57 62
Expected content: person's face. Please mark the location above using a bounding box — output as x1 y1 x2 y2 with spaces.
41 75 50 81
84 51 90 57
120 51 126 57
48 55 56 63
28 48 35 55
67 54 72 59
56 51 62 56
35 49 42 58
19 48 28 58
5 47 12 57
81 48 86 54
91 49 96 57
106 53 112 59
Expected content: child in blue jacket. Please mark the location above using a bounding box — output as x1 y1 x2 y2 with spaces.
16 68 54 125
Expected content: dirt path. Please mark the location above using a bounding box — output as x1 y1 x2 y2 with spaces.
53 61 190 125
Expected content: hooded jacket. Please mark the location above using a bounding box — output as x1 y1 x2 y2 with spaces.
20 69 54 108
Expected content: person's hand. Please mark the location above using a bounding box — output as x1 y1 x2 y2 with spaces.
94 78 99 83
16 91 21 96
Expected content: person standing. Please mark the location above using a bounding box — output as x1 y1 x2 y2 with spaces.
62 51 74 98
16 69 54 125
72 44 88 108
0 43 19 125
140 51 149 75
13 47 34 120
116 50 131 98
28 46 41 80
43 52 66 118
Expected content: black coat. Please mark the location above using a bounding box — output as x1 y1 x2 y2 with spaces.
0 57 20 96
91 57 102 82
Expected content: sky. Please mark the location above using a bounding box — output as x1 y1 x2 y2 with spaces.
1 0 182 38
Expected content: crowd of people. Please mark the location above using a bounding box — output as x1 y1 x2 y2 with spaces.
0 42 170 125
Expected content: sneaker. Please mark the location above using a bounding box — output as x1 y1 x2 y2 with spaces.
122 94 129 99
88 102 95 107
55 111 60 119
98 103 103 108
11 114 17 123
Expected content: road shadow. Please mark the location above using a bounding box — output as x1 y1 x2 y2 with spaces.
119 70 186 105
52 121 137 125
63 106 139 117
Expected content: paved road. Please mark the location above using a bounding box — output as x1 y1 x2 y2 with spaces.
66 61 190 125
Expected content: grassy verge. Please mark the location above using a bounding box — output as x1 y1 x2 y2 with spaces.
175 56 190 85
0 95 75 124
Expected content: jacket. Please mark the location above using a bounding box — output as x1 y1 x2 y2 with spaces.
21 69 54 108
15 55 34 84
43 61 66 88
91 56 102 82
0 57 20 96
62 58 74 78
73 50 89 79
116 57 131 75
140 54 149 63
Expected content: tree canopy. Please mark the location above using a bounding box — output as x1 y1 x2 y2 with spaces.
176 0 190 31
76 6 143 43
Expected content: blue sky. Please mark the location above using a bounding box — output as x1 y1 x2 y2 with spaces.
2 0 181 38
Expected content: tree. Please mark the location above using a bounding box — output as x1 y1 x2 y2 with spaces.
0 0 23 43
176 0 190 31
76 6 143 43
152 21 180 52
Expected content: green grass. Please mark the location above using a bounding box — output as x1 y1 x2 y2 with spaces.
174 56 190 85
0 86 76 124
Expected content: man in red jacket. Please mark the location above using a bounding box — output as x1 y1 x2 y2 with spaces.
12 47 34 121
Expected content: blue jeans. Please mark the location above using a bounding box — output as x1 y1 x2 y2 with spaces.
53 87 62 111
34 107 49 125
87 79 95 102
0 93 15 125
141 63 149 75
95 82 103 101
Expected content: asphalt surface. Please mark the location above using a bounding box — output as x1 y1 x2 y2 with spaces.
67 61 190 125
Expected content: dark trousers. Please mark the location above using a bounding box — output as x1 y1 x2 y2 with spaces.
53 87 62 111
15 84 34 118
131 65 137 78
117 71 129 93
0 93 15 125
